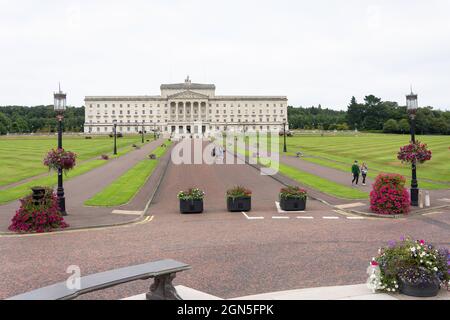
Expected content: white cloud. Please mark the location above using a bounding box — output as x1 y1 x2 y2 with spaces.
0 0 449 110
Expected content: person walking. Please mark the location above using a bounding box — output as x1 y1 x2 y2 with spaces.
351 160 360 186
361 162 368 186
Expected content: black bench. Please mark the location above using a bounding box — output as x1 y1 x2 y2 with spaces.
7 259 191 300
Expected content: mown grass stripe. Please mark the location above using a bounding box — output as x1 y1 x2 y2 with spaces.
84 141 171 207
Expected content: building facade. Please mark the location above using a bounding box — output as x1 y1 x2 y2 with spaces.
84 77 288 139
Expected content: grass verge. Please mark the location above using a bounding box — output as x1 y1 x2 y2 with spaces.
232 142 368 200
84 141 171 207
278 163 368 200
0 141 151 205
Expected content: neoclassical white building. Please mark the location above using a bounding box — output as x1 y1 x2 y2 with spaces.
84 77 288 139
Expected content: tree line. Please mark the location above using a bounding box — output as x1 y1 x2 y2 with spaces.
0 97 449 135
0 105 85 135
289 95 449 135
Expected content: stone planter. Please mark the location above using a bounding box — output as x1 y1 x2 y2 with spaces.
280 197 306 211
179 199 203 214
227 197 251 212
399 276 440 297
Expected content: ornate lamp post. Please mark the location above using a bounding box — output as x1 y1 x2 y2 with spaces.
113 119 118 155
54 85 67 216
406 90 419 206
283 119 287 153
141 120 145 143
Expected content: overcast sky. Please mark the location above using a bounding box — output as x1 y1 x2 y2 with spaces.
1 0 449 110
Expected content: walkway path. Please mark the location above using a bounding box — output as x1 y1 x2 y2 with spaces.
0 138 166 231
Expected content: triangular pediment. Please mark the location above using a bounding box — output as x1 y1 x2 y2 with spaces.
168 90 209 100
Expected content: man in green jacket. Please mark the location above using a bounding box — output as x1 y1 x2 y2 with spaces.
351 160 360 186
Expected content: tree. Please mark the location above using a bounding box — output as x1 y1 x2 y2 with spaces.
347 96 365 130
383 119 399 133
398 119 410 134
0 112 11 135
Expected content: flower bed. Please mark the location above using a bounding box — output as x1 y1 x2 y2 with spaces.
43 148 77 173
397 140 432 164
370 173 410 215
226 186 252 200
8 187 69 233
367 237 449 296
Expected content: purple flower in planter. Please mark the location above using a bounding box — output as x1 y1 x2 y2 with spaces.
388 240 396 248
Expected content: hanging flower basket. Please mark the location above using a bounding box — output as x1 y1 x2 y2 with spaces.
397 141 432 164
43 148 77 173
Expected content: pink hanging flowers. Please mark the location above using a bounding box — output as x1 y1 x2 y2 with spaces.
397 140 432 164
43 148 77 173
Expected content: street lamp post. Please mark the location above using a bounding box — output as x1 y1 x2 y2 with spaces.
283 119 287 153
141 120 145 144
54 85 67 216
406 90 419 206
113 119 117 155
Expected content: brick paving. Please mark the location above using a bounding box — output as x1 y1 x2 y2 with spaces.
0 140 449 300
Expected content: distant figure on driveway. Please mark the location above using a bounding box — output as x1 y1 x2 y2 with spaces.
361 162 368 186
217 145 224 159
351 160 360 186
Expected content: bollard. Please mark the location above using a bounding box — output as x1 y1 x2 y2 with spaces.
425 191 431 207
419 190 424 209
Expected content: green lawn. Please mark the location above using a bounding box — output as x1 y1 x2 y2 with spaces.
84 141 172 207
281 132 450 187
231 141 368 200
0 134 145 187
278 163 368 200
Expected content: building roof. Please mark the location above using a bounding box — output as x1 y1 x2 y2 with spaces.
160 82 216 90
160 76 215 90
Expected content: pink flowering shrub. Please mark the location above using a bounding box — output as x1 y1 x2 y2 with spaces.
8 188 69 233
43 148 77 173
370 174 410 215
397 141 432 164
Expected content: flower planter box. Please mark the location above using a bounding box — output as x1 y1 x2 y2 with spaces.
227 197 251 212
399 277 440 297
179 199 203 214
280 197 306 211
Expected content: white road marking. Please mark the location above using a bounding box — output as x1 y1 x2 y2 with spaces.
272 216 290 219
437 198 450 203
335 202 366 209
241 212 264 220
296 216 314 219
422 211 443 216
323 216 340 220
111 210 143 215
346 216 365 220
275 202 306 214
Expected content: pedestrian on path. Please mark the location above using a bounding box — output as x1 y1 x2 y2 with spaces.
351 160 360 186
361 162 368 186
